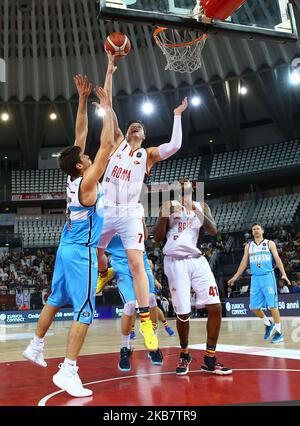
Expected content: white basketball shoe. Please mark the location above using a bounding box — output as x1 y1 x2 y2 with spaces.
22 340 47 367
52 363 93 397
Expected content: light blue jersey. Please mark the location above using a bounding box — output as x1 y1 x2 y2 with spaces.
248 239 278 310
249 239 274 276
106 235 155 303
60 176 104 247
48 176 104 324
107 234 151 272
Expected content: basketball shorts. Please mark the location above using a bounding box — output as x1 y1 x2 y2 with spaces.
249 273 278 310
98 204 145 251
164 255 220 315
47 244 98 324
111 257 155 304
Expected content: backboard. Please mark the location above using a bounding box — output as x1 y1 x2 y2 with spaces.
97 0 298 43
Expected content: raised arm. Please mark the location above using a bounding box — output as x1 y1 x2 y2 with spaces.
193 202 217 236
153 202 172 243
269 240 291 285
227 243 250 286
147 97 188 169
74 75 92 151
93 52 124 146
80 87 114 205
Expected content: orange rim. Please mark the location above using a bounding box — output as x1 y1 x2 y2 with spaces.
153 27 208 48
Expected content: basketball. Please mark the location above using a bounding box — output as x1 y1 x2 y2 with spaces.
104 32 131 58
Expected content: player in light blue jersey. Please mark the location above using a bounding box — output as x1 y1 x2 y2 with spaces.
228 223 291 343
23 79 114 397
130 259 175 339
106 232 163 371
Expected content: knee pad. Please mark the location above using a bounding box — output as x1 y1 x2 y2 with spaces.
177 314 191 323
123 300 136 316
149 293 157 308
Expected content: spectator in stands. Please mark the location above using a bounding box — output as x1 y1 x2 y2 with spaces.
191 290 197 317
161 296 170 317
244 232 251 243
278 279 289 294
289 281 300 293
0 250 55 294
0 266 4 281
227 286 233 298
0 282 8 294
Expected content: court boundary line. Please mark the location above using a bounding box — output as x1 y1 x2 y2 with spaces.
38 368 300 406
2 339 300 364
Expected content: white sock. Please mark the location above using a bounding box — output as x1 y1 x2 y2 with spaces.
122 335 131 349
63 358 77 369
262 316 271 326
33 335 44 346
275 323 281 333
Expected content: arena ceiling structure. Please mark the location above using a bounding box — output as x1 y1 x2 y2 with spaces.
0 0 300 163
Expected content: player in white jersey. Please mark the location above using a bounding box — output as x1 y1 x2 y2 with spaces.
23 79 114 397
228 223 291 343
154 178 232 375
94 53 188 352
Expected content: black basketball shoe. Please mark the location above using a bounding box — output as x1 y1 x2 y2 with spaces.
201 355 232 375
175 352 192 375
118 347 132 372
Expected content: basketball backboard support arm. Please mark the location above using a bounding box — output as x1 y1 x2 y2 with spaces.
97 0 298 43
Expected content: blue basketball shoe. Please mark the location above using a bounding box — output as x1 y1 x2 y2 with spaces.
264 321 275 340
271 332 284 343
165 326 175 337
129 330 136 340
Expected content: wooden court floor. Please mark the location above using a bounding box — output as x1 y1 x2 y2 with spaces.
1 317 300 406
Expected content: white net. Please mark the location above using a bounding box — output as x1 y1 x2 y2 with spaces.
153 28 208 74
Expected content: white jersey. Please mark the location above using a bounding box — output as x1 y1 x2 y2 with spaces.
15 290 23 308
163 200 204 258
22 291 31 308
102 139 148 206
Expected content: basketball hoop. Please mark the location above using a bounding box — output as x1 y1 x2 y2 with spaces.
153 27 208 74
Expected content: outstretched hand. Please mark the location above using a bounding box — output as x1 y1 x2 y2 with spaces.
282 275 291 286
227 277 236 287
106 51 117 75
74 74 92 98
93 86 111 110
174 97 188 115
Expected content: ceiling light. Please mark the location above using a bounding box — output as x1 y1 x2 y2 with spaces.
50 113 57 120
191 96 201 106
290 69 300 85
1 113 9 122
240 86 248 95
142 102 154 115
